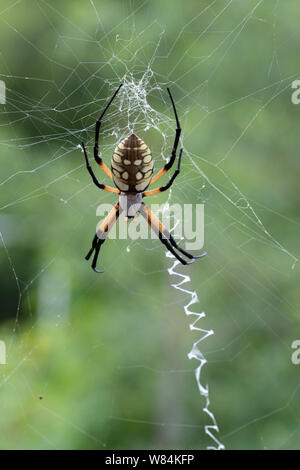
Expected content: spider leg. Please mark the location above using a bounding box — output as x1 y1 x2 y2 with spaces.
139 203 204 265
150 87 181 185
91 240 105 273
85 234 98 260
81 142 120 194
143 148 183 197
158 232 194 265
85 202 121 273
94 84 123 179
85 235 105 273
167 234 206 260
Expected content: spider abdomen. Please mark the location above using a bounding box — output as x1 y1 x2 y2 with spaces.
111 133 153 192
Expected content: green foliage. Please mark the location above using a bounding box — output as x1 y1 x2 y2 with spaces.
0 0 299 450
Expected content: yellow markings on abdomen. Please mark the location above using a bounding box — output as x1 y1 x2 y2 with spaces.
115 180 129 191
143 170 152 179
135 180 150 192
141 163 153 173
113 153 122 163
112 169 121 178
143 155 152 163
111 162 124 173
111 134 155 192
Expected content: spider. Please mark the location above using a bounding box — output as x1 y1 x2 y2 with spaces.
81 84 206 273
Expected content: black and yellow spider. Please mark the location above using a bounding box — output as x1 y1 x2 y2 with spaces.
81 84 206 273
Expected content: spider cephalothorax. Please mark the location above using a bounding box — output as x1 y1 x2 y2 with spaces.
111 133 153 193
81 84 206 273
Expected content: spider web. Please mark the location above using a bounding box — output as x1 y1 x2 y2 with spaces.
0 0 300 450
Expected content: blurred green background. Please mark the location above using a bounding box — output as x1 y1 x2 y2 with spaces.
0 0 299 450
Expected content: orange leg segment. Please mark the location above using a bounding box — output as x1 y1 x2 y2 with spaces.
98 161 113 179
139 202 205 265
